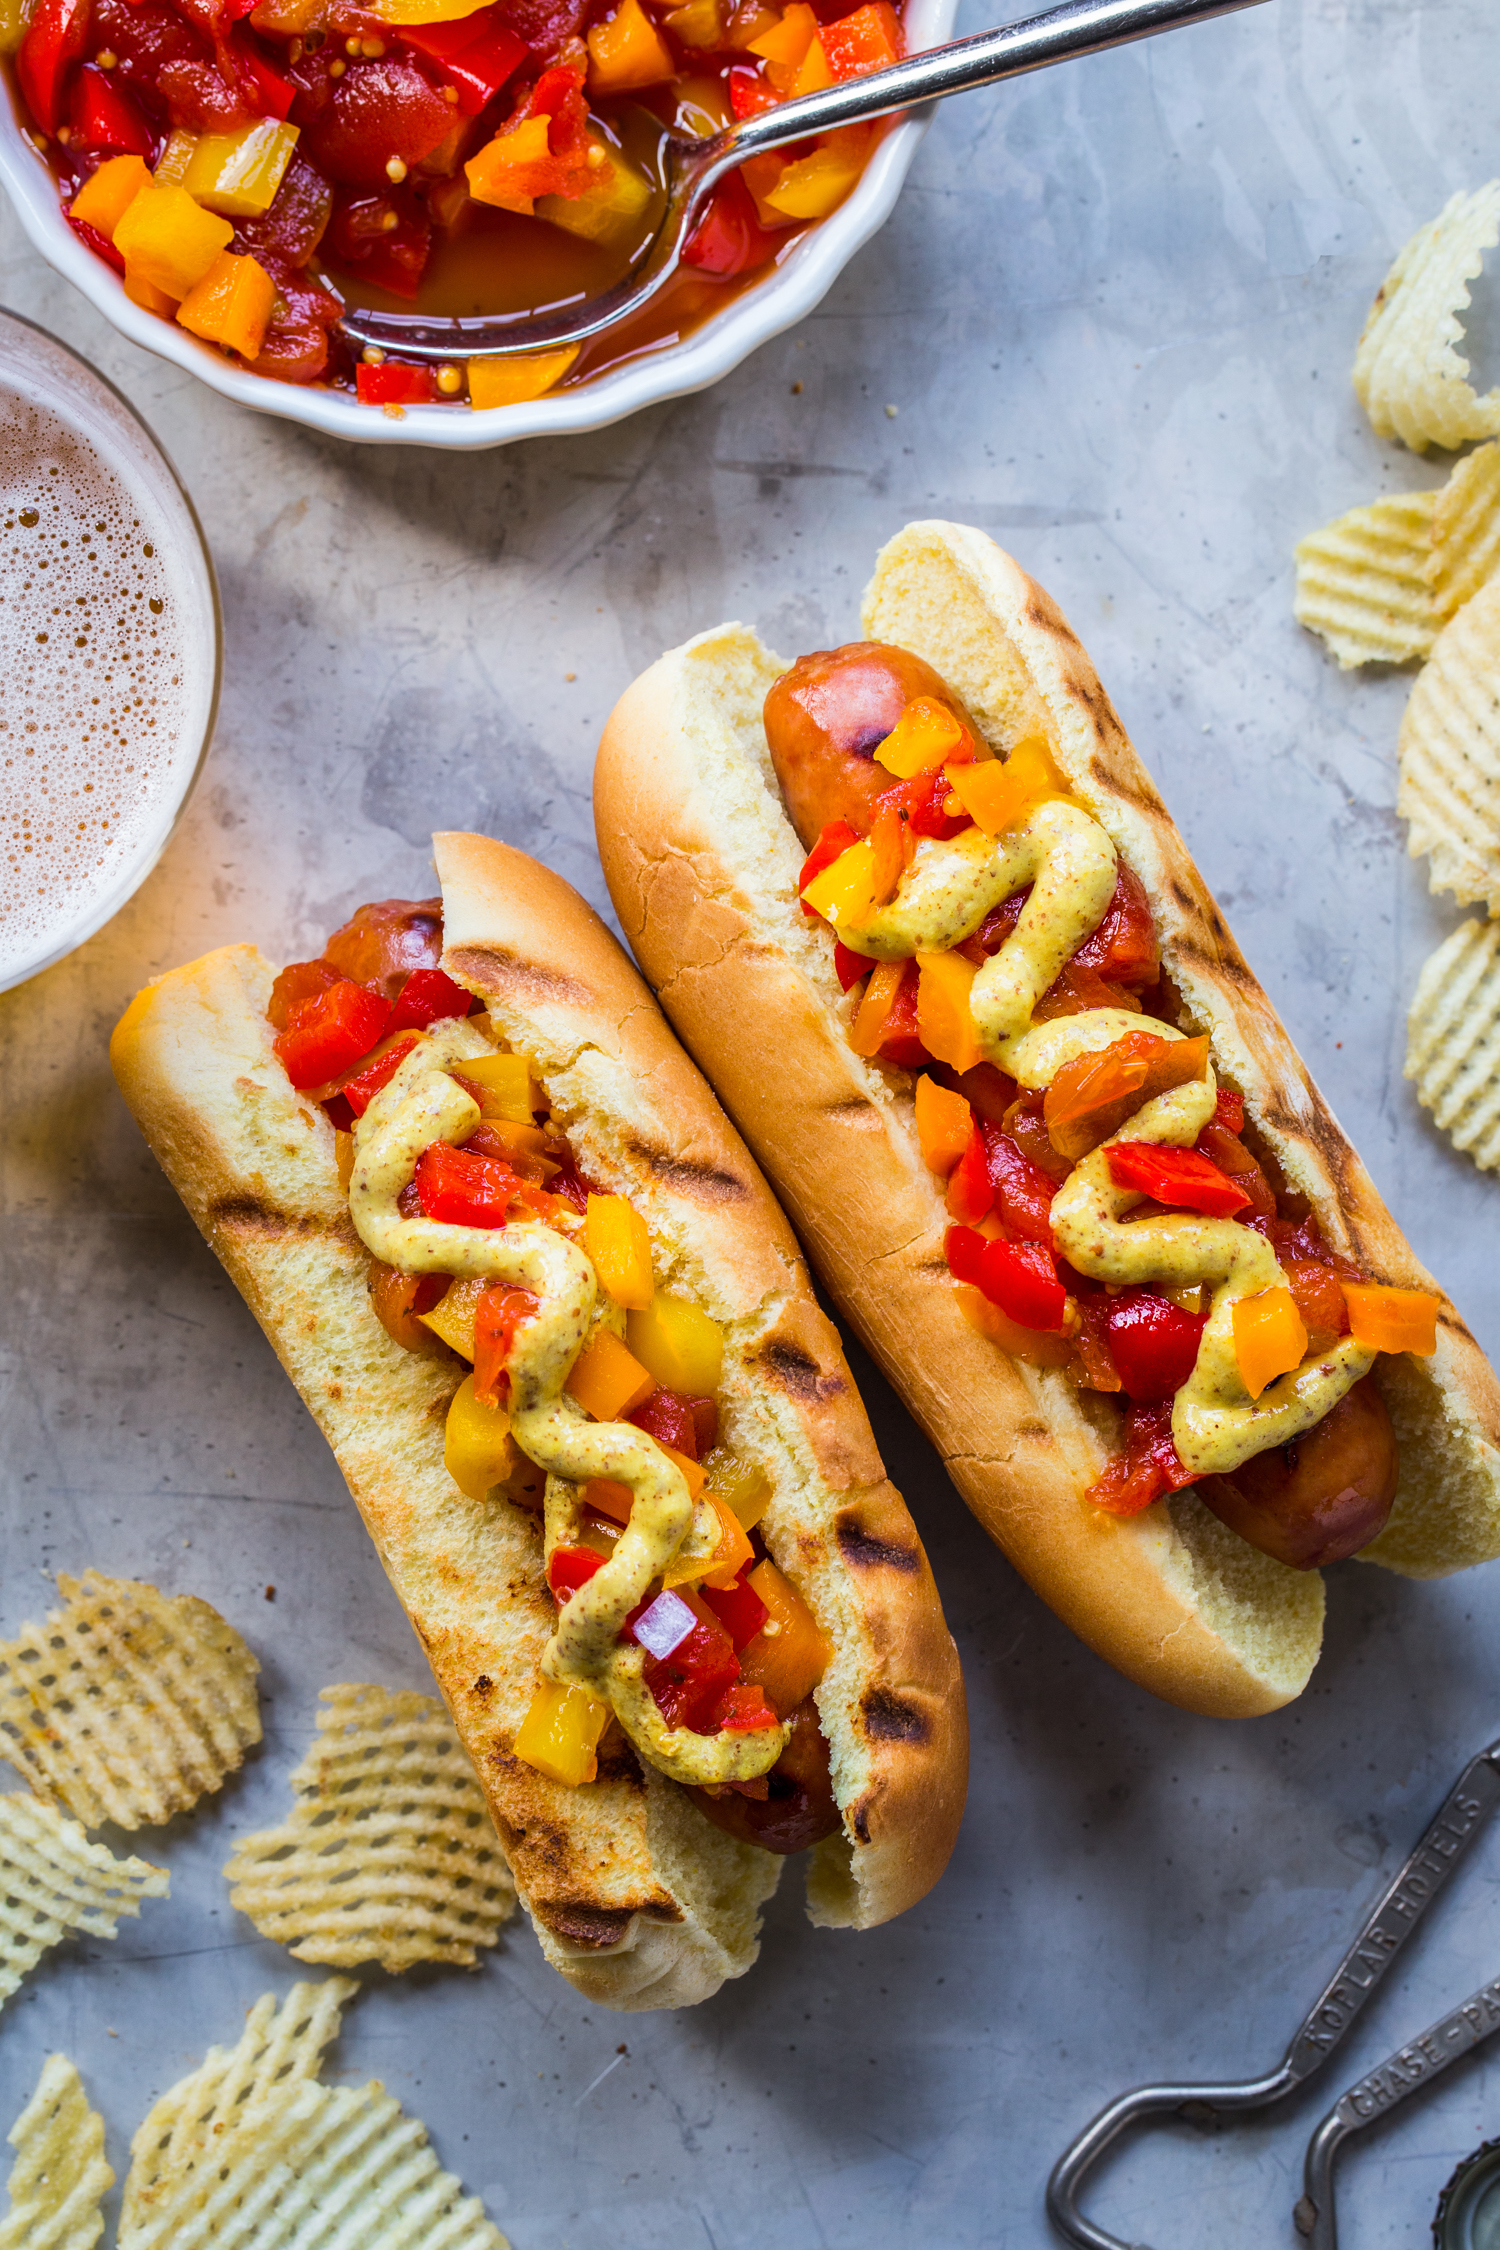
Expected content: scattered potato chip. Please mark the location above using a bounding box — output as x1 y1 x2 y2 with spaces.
0 2054 113 2250
1429 438 1500 617
1353 183 1500 453
1406 916 1500 1169
1294 490 1440 667
1397 574 1500 910
0 1792 168 2008
0 1571 261 1830
119 1977 508 2250
223 1684 515 1972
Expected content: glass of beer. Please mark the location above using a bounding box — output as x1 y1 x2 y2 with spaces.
0 309 221 991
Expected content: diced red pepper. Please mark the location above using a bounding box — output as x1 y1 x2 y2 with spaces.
385 968 472 1032
356 359 438 406
304 55 453 187
1070 861 1160 989
981 1126 1056 1244
1194 1117 1276 1218
944 1223 988 1291
230 27 296 119
700 1572 769 1652
945 1127 993 1225
798 819 859 912
331 190 432 299
414 1141 524 1228
870 767 969 843
398 10 525 114
874 958 928 1068
819 1 902 80
643 1615 741 1734
70 63 153 155
473 1283 541 1404
682 170 782 278
976 1238 1070 1332
728 61 778 117
267 956 341 1032
1212 1086 1244 1135
340 1031 421 1117
1101 1287 1207 1401
833 941 872 992
18 0 93 133
67 213 125 272
1105 1142 1252 1218
547 1544 605 1600
274 980 390 1090
707 1682 780 1732
628 1387 700 1459
1087 1401 1199 1516
957 887 1029 965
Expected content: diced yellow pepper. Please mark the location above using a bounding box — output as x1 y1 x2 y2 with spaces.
123 266 180 317
70 154 152 238
874 696 968 781
665 0 723 49
181 120 300 217
914 1075 973 1176
113 185 233 302
538 132 653 244
176 248 277 359
586 0 673 95
700 1447 771 1531
513 1674 610 1786
368 0 492 20
944 735 1067 837
153 130 198 185
583 1193 655 1312
421 1273 486 1358
468 347 581 408
334 1128 356 1193
1342 1284 1439 1358
802 834 887 929
466 115 554 214
763 134 861 220
748 0 817 63
566 1329 657 1420
1232 1288 1309 1401
444 1373 516 1500
626 1292 724 1397
916 951 984 1075
458 1050 538 1123
0 0 34 59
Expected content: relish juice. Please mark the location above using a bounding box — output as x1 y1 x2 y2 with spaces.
0 313 218 989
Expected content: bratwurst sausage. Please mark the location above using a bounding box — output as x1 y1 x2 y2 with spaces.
1197 1374 1398 1569
763 642 981 849
688 1696 840 1854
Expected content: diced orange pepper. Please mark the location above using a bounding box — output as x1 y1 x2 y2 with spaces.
465 114 555 214
748 0 818 63
874 696 969 780
1342 1284 1440 1357
584 1438 704 1526
867 799 910 904
586 0 673 93
565 1329 657 1420
802 834 887 929
739 1559 829 1716
914 1074 973 1175
123 266 179 316
1043 1032 1210 1164
176 249 276 359
663 1492 755 1590
788 30 832 93
112 183 232 300
469 347 579 408
1233 1287 1309 1400
848 959 906 1057
820 0 902 78
70 153 151 237
583 1193 655 1312
513 1674 610 1786
943 735 1067 836
916 950 984 1074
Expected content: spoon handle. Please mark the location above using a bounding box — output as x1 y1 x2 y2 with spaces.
718 0 1269 161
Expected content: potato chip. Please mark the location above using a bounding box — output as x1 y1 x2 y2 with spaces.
1353 183 1500 453
1429 438 1500 617
1294 490 1440 667
1397 574 1500 911
0 1792 168 2007
0 1571 261 1830
0 2055 113 2250
1406 916 1500 1169
223 1684 514 1972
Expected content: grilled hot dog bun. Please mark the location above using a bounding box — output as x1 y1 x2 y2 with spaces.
110 832 967 2007
594 523 1500 1718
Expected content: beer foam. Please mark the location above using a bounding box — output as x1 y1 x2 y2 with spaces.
0 377 215 985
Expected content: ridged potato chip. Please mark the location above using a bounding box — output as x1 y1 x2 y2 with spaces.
1294 490 1440 667
223 1684 515 1972
0 1572 261 1830
0 2055 113 2250
1430 439 1500 618
0 1793 168 2008
119 1978 508 2250
1406 916 1500 1169
1354 184 1500 453
1398 574 1500 910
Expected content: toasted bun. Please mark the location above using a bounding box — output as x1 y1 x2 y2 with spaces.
594 522 1500 1718
110 834 966 2009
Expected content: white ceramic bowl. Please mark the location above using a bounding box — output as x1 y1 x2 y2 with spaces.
0 0 953 449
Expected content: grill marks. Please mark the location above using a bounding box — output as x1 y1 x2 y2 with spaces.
861 1688 930 1743
445 943 593 1009
756 1338 847 1404
837 1517 920 1573
626 1139 752 1204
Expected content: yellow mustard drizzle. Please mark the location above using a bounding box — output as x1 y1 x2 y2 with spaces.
346 1025 787 1787
830 741 1372 1479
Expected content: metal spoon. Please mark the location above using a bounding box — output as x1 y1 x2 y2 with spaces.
339 0 1268 363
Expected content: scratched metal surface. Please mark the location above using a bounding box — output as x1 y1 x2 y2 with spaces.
4 1 1500 2242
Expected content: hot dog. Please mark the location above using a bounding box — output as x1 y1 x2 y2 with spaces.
109 832 967 2006
594 522 1500 1717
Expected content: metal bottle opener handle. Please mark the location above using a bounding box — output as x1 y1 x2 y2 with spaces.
1046 1741 1500 2250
